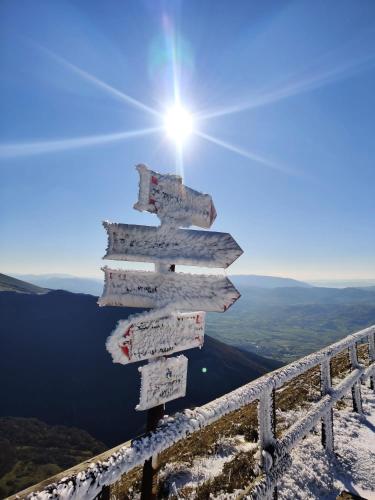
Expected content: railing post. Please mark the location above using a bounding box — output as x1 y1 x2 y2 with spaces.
349 344 363 413
320 358 334 452
258 387 277 499
96 485 110 500
368 332 375 392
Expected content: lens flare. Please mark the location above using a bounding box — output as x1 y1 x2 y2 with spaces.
164 105 193 144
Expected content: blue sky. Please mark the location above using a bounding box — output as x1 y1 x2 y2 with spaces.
1 0 375 280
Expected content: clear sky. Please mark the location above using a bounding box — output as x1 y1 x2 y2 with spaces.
1 0 375 280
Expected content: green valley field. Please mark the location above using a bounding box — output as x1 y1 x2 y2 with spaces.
206 284 375 362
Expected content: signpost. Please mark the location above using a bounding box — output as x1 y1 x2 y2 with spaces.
99 164 243 499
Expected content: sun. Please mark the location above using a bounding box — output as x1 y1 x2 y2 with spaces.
164 105 193 144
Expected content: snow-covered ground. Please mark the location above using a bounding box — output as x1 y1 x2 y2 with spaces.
159 386 375 499
160 436 256 494
279 385 375 499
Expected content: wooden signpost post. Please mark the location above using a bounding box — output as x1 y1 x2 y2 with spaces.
99 164 243 499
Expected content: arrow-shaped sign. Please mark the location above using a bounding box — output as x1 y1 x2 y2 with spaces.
98 267 240 312
103 222 243 268
134 164 217 229
106 311 205 364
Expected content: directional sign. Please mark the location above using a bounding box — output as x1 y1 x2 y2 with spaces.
98 267 240 312
136 355 188 411
106 311 205 364
103 222 243 268
134 164 217 229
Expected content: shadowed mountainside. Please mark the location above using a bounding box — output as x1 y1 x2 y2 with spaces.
0 289 281 447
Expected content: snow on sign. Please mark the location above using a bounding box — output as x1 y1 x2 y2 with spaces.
136 355 188 411
103 221 243 268
106 310 205 364
134 164 217 228
99 267 240 312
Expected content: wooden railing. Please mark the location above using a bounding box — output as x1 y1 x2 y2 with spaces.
11 325 375 500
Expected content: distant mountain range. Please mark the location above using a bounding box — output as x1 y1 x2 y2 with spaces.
230 274 312 289
9 273 375 295
12 273 312 296
309 279 375 288
0 279 281 447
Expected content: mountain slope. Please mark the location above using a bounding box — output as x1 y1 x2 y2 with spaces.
0 417 106 498
14 274 103 296
0 274 48 294
230 275 312 289
0 289 281 446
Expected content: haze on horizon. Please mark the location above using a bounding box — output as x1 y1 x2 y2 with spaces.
1 0 375 281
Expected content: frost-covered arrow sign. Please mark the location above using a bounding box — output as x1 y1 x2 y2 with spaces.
106 311 205 364
134 164 217 228
103 222 242 268
99 267 240 312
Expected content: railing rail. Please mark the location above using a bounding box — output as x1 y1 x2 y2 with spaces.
11 325 375 500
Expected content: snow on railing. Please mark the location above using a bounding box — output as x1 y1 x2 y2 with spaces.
13 325 375 500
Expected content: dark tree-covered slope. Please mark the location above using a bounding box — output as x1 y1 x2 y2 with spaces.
0 290 281 446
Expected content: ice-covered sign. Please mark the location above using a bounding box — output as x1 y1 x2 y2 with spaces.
136 355 188 411
103 222 243 268
134 164 217 228
99 267 240 312
106 310 205 364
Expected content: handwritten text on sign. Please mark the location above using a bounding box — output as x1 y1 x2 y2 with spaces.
99 267 240 312
136 355 188 411
106 311 205 364
134 164 217 228
103 222 243 268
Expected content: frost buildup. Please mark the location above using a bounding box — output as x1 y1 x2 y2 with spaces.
133 163 217 229
99 266 240 312
136 355 188 411
102 221 242 268
106 310 205 364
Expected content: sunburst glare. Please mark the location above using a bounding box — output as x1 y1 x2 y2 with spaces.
196 51 375 121
0 127 161 158
36 44 161 118
4 20 375 178
195 130 301 177
164 105 193 145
